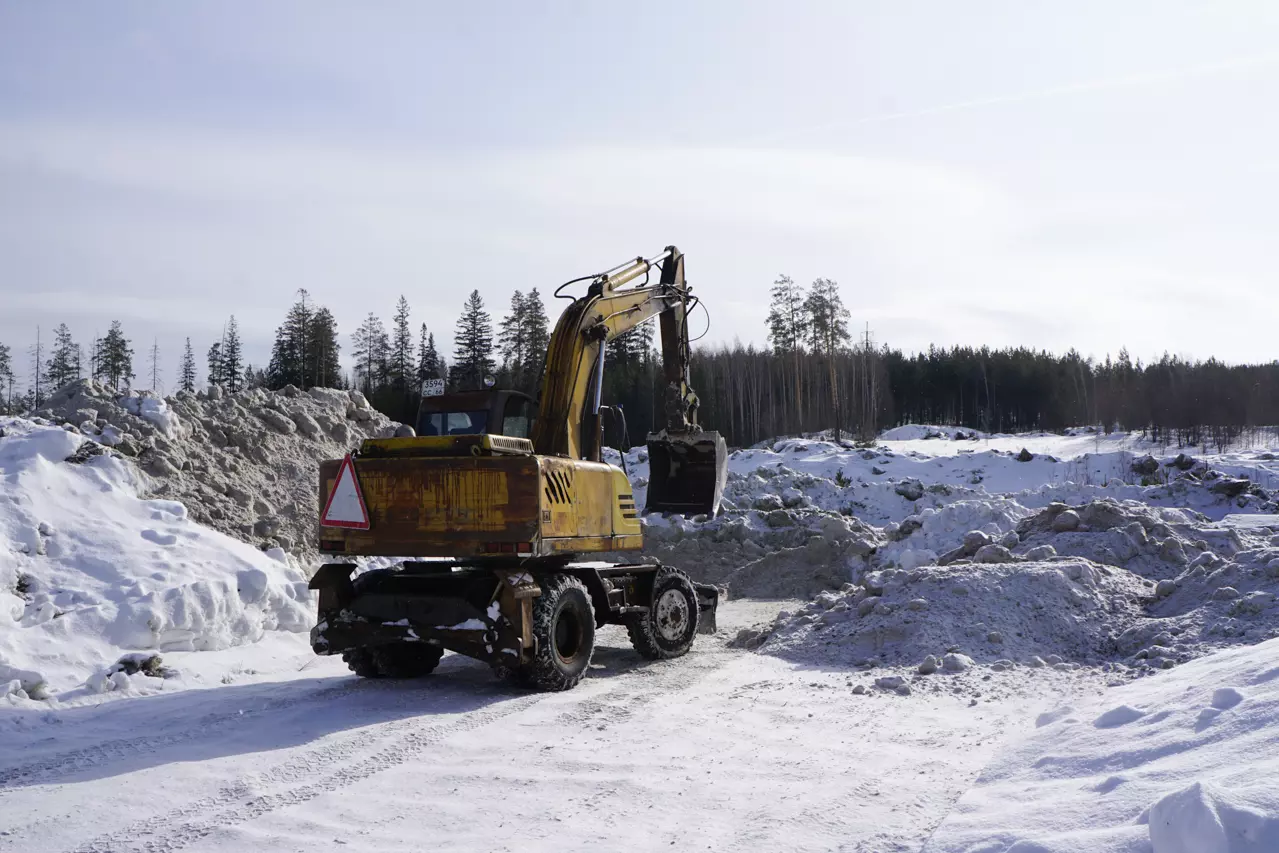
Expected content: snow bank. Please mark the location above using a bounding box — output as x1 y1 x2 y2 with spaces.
758 558 1151 667
32 379 399 554
879 424 987 441
924 636 1279 853
1 418 313 702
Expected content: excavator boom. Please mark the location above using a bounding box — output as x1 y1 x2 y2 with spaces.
529 245 728 516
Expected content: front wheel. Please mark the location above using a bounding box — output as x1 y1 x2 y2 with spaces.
626 567 700 660
525 574 596 691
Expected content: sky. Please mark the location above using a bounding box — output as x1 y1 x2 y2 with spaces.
2 1 1279 391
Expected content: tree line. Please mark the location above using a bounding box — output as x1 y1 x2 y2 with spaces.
3 279 1276 453
0 287 553 426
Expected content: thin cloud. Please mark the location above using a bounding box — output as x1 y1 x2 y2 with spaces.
753 53 1279 144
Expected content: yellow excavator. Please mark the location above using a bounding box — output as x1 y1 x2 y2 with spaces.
309 246 728 690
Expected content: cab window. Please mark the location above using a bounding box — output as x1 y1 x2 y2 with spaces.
418 410 489 436
501 397 532 438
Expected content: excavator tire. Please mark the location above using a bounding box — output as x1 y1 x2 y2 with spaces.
342 648 381 678
524 574 595 691
626 566 700 660
344 644 444 679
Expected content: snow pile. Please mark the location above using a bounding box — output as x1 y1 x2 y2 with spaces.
1 418 314 701
624 428 1278 610
879 424 986 441
753 559 1151 667
924 636 1279 853
33 380 399 554
639 497 882 598
878 498 1032 571
738 495 1278 671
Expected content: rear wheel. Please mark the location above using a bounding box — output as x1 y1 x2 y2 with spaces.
626 567 700 660
525 574 595 691
344 643 444 679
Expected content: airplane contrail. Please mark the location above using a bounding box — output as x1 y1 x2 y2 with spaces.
751 52 1279 144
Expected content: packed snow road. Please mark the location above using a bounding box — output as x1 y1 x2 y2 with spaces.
0 601 1084 853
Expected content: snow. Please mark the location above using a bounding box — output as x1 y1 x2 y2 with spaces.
925 636 1279 853
1 417 1277 850
0 604 1080 853
1 418 313 702
119 391 185 438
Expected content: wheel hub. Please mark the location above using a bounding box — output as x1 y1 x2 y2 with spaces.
654 588 690 642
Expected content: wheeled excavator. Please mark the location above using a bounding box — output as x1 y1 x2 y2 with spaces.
308 246 728 691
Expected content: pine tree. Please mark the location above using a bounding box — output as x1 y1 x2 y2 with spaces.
416 324 442 386
450 290 494 391
267 290 314 389
89 332 100 382
351 313 390 394
148 339 162 392
243 364 267 389
498 290 528 389
90 331 108 384
804 278 851 439
100 321 134 392
767 275 808 353
309 307 342 388
0 342 14 413
416 324 446 400
207 340 224 387
522 288 550 393
766 275 809 431
45 323 80 390
804 278 850 357
222 317 244 393
27 327 44 408
179 338 197 392
389 296 414 393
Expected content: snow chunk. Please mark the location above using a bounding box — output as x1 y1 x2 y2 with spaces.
119 392 183 437
1093 704 1146 728
1148 781 1279 853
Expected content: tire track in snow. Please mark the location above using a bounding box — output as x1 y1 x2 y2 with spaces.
0 677 370 794
64 687 545 853
63 642 739 853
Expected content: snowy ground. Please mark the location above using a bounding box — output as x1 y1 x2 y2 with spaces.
925 634 1279 853
0 601 1099 853
4 416 1279 851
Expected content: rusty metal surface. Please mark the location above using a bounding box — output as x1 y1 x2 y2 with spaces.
319 454 541 557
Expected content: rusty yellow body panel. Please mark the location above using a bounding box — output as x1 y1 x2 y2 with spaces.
361 434 534 458
611 467 641 537
320 450 645 558
320 453 541 557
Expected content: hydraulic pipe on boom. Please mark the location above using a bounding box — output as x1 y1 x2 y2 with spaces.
528 246 727 514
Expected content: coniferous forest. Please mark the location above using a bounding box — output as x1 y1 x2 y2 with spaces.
3 278 1277 451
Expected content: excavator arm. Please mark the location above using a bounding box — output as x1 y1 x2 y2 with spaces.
529 246 728 515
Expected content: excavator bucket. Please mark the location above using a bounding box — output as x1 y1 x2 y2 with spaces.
644 430 728 517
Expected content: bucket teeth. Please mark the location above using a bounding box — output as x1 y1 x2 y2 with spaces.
643 430 728 517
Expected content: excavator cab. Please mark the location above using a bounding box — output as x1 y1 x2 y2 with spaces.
415 389 535 439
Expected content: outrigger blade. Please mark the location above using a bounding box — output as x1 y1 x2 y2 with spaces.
643 429 728 517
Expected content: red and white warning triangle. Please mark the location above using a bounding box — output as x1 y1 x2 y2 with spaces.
321 454 370 529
